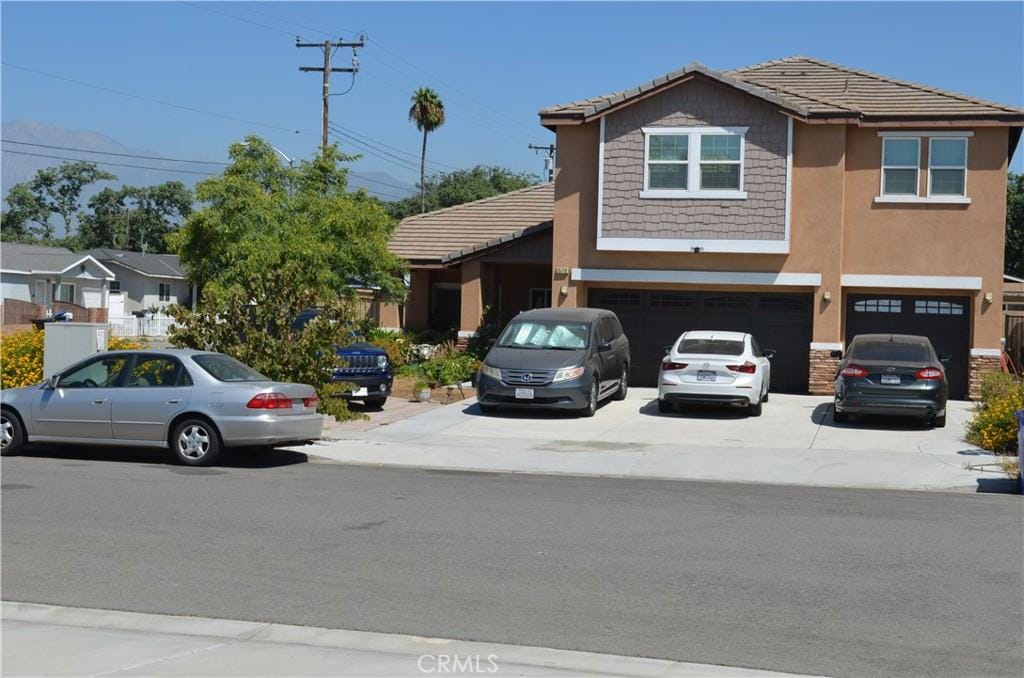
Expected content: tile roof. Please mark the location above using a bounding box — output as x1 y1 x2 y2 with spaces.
540 56 1024 124
83 248 186 278
388 183 554 264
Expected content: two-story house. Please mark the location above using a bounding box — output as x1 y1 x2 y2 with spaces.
538 56 1023 399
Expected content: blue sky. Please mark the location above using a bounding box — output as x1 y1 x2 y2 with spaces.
3 1 1023 189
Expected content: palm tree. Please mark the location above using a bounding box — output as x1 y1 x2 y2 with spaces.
408 87 446 213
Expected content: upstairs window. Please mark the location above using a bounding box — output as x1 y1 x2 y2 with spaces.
646 134 688 190
641 127 747 199
928 138 967 197
881 138 920 196
699 134 742 190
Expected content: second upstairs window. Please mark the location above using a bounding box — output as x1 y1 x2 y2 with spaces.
642 127 747 199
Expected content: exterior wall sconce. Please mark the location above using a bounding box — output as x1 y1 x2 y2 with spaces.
822 291 832 302
984 291 993 304
554 266 570 277
559 285 568 296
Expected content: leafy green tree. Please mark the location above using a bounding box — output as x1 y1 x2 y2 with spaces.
78 181 193 253
386 165 538 220
170 136 406 301
3 183 51 240
408 87 446 213
167 269 361 422
33 162 117 238
1006 172 1024 277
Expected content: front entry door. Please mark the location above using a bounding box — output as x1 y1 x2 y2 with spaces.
32 354 130 439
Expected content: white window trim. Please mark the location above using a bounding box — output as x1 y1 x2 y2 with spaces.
571 268 821 287
926 137 968 199
640 126 748 199
880 137 920 197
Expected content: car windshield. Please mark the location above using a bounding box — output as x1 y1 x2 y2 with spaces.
497 320 590 350
678 338 745 356
192 354 268 382
850 341 931 363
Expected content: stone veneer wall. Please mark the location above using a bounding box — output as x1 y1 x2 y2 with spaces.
968 355 1001 400
809 350 840 396
601 77 788 241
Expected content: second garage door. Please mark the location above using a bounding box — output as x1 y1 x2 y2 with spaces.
589 289 813 393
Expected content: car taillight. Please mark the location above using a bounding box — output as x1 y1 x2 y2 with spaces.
727 362 757 374
662 361 688 371
840 365 869 378
915 368 944 380
247 393 293 409
303 394 319 408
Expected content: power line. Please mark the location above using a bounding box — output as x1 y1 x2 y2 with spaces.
2 149 221 176
297 37 364 152
2 139 229 165
184 1 294 37
1 62 304 135
328 123 443 177
329 123 461 171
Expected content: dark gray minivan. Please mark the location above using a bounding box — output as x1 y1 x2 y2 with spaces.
476 308 630 417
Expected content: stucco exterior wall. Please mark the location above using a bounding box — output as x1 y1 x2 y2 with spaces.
1 273 33 303
105 263 188 313
601 77 788 241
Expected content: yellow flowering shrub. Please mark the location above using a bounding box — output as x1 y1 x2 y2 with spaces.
1 329 140 389
965 372 1024 454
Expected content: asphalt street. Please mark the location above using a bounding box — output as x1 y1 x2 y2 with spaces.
2 446 1022 678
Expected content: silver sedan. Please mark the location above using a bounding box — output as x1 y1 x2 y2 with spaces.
1 349 323 466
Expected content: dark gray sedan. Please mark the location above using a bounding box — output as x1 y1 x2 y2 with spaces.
832 334 949 427
1 349 323 466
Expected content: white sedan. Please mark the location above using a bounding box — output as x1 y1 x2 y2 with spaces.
657 330 774 416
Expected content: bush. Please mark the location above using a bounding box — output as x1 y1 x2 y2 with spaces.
405 341 480 387
0 329 140 389
365 327 413 368
965 372 1024 454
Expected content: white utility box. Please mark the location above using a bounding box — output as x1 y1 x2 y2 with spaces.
43 322 109 379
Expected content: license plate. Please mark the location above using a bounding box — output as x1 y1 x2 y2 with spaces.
515 388 535 400
351 387 369 396
697 371 716 382
880 374 901 385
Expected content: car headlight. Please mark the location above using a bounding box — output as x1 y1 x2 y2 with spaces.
552 365 585 383
377 355 388 368
480 363 502 380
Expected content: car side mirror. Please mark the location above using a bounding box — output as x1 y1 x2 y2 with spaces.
597 341 612 352
938 354 951 364
763 349 777 360
663 345 673 355
46 374 61 389
829 350 843 359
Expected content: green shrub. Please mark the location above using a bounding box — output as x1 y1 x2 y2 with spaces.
965 372 1024 453
365 327 413 368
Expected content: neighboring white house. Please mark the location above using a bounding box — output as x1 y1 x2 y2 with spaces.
82 248 192 315
1 243 115 310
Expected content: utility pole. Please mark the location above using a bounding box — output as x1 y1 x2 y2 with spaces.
297 36 365 153
529 143 556 182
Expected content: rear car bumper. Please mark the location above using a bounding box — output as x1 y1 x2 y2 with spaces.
476 375 588 410
217 412 324 447
661 392 753 407
658 377 759 407
835 395 944 417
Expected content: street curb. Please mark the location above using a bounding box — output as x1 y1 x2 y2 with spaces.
2 601 818 677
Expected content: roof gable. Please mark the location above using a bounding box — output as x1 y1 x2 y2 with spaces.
540 57 1024 127
1 244 115 279
83 248 186 278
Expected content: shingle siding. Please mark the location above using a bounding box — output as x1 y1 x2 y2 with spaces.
601 78 788 241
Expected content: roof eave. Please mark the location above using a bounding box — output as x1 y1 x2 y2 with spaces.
440 221 553 266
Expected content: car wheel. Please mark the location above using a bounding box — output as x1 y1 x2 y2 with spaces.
748 400 763 417
833 400 849 424
613 365 629 401
931 413 946 428
579 380 598 418
1 410 25 455
364 397 387 410
762 388 769 403
171 419 221 467
657 399 674 414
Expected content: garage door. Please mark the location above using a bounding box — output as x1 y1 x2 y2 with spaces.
588 289 813 393
845 294 970 399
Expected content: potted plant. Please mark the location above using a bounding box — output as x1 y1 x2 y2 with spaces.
413 380 431 403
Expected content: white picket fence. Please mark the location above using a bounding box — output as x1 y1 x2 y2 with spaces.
109 314 176 338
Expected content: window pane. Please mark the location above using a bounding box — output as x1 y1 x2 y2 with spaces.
700 135 741 161
648 163 687 189
930 169 965 195
648 135 687 161
883 168 918 195
930 139 966 167
883 139 919 166
61 356 129 388
127 357 187 387
700 164 740 190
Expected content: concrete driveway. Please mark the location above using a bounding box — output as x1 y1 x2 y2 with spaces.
311 389 1012 492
